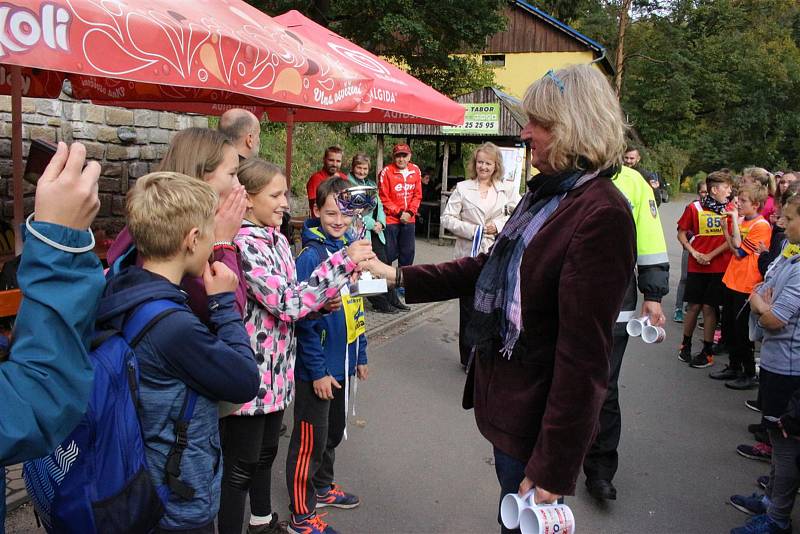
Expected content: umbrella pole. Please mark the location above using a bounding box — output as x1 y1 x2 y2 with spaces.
285 108 295 191
11 65 23 255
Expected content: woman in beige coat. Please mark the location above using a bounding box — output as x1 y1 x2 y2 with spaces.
442 142 520 366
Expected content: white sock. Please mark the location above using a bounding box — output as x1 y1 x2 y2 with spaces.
249 513 273 526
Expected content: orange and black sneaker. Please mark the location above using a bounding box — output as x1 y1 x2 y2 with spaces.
288 513 337 534
316 483 360 509
689 349 714 369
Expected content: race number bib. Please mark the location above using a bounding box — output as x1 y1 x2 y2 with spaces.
698 210 723 236
783 243 800 258
341 286 366 343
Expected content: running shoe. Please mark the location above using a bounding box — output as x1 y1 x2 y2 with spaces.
729 493 768 516
288 514 338 534
316 483 360 509
746 399 761 413
689 350 714 368
737 442 772 462
730 514 791 534
678 344 692 363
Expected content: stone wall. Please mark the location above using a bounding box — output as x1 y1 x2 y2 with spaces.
0 95 208 236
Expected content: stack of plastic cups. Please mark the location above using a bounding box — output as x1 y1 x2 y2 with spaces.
626 315 666 344
500 492 576 534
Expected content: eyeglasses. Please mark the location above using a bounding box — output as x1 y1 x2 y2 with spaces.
545 69 565 95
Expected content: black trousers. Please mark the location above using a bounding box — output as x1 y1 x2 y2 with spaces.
583 327 629 482
366 232 391 310
218 411 284 533
722 286 756 376
286 379 347 518
458 295 473 366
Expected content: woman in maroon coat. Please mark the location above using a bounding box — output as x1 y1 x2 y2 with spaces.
365 64 636 532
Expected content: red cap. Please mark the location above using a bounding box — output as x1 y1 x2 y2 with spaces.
392 143 412 156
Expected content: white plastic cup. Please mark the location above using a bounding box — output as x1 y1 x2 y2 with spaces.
519 504 576 534
500 491 534 529
642 324 666 344
625 315 650 337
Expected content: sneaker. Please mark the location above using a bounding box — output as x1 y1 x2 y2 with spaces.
710 366 739 380
689 350 714 368
288 514 337 534
729 493 768 516
746 399 761 413
730 514 791 534
249 513 289 533
316 483 360 509
727 375 759 390
737 442 773 462
757 475 769 490
673 308 684 323
678 344 692 363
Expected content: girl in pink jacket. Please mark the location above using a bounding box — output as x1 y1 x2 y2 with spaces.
218 158 372 534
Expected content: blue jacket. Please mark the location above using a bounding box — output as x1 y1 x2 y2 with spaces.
295 222 367 382
95 266 258 530
0 223 104 529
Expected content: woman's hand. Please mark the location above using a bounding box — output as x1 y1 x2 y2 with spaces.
215 185 247 242
361 257 396 286
519 477 561 504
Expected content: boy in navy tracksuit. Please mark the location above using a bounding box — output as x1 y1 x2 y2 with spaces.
97 172 259 532
287 178 368 534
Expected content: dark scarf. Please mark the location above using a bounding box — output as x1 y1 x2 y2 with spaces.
468 166 616 357
701 194 729 214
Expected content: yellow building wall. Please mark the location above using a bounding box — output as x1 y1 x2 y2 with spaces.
479 51 598 99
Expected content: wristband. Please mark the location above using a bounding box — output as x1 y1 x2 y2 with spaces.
25 213 96 254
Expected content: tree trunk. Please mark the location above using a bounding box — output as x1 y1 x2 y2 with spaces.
614 0 633 97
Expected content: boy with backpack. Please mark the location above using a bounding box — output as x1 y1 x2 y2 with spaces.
96 172 259 532
286 178 368 534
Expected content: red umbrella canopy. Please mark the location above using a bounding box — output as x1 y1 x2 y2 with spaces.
0 0 374 114
268 10 465 126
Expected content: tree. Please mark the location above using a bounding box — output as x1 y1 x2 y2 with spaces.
246 0 507 96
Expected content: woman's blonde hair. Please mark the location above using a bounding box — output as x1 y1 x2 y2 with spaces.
467 142 504 183
742 167 776 197
237 158 284 195
522 64 627 172
127 172 217 259
157 127 234 179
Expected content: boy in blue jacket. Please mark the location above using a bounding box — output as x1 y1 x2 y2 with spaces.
96 172 259 532
0 142 105 528
287 178 368 534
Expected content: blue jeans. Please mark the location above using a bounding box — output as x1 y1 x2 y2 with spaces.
494 447 526 534
384 223 415 266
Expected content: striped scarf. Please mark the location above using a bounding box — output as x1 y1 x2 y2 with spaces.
469 169 600 358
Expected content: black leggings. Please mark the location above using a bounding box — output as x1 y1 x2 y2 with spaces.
218 411 285 533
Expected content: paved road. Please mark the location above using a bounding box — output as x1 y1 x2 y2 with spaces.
6 197 789 533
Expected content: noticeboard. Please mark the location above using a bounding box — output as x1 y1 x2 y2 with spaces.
441 103 500 135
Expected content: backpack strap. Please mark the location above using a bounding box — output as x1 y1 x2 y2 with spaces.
121 299 198 500
163 389 199 500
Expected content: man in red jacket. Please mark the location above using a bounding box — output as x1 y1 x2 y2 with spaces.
378 144 422 271
306 146 346 212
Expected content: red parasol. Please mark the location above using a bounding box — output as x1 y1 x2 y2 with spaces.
0 0 377 251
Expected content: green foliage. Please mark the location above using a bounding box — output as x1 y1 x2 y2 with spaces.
573 0 800 173
245 0 506 96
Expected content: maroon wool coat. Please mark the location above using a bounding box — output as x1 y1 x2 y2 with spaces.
403 176 636 496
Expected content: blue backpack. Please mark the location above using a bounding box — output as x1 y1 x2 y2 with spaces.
22 299 199 533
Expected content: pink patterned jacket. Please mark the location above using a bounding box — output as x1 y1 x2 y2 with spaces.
233 222 357 416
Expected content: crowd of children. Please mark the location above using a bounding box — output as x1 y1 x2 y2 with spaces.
674 169 800 534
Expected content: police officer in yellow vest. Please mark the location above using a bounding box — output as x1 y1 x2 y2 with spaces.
583 165 670 501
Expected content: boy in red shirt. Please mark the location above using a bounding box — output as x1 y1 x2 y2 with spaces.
677 170 734 368
710 184 772 389
378 143 422 267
